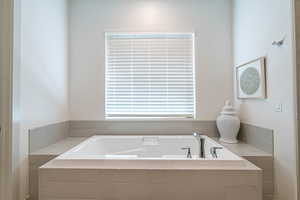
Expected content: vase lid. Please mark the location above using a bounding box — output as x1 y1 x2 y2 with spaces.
220 100 237 115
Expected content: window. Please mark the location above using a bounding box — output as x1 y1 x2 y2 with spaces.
105 33 195 118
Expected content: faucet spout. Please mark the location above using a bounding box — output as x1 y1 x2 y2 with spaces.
193 132 205 158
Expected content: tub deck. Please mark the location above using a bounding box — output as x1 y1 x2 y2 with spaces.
39 135 262 200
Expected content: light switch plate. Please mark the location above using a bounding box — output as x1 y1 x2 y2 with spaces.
275 102 283 112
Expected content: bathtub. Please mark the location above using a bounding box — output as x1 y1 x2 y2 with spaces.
40 135 262 200
50 135 245 169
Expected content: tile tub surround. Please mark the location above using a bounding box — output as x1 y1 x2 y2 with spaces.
29 120 274 155
29 121 273 200
29 155 56 200
246 156 274 200
29 120 219 154
39 162 262 200
238 123 273 154
30 136 273 200
29 121 69 153
29 137 86 200
68 120 274 154
216 140 273 200
39 135 263 199
68 120 220 137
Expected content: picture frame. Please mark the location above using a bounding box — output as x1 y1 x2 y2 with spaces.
236 57 266 99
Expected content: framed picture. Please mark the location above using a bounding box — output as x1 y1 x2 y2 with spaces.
236 57 266 99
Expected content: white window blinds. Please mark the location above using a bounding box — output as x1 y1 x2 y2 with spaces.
105 33 195 118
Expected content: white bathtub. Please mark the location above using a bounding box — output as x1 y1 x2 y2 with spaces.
40 135 262 200
46 135 249 169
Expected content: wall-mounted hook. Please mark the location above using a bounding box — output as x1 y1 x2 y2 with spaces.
272 36 285 47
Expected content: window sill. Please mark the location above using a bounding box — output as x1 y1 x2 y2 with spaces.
104 117 198 122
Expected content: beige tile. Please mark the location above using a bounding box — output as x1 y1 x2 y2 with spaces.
263 194 274 200
29 155 57 200
40 169 98 182
243 156 273 198
39 168 262 200
43 199 96 200
40 182 98 199
263 180 274 195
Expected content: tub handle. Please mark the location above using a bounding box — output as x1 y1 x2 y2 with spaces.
181 147 192 158
210 147 223 158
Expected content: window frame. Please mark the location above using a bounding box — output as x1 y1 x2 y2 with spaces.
104 32 196 120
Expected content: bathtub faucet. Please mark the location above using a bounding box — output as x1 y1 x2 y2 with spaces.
193 132 205 158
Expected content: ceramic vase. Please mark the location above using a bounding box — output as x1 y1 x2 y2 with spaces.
216 100 240 144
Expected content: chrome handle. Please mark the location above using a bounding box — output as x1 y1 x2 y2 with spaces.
181 147 192 158
210 147 223 158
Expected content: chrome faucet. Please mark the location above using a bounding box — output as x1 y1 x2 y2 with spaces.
193 132 205 158
181 147 192 158
210 147 223 158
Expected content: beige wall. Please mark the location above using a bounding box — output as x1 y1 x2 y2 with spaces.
233 0 298 199
0 1 14 200
19 0 69 198
69 0 234 120
295 0 300 198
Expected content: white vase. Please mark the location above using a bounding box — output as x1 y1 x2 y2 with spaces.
216 100 240 144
